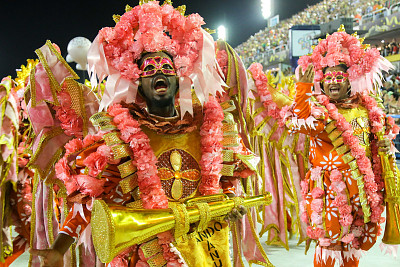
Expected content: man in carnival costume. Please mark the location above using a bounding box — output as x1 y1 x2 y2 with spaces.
31 1 272 266
287 26 399 266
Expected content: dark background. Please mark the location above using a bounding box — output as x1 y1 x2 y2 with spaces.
0 0 321 78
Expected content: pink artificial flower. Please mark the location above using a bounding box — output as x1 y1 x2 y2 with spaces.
301 180 309 198
339 214 354 227
332 194 347 207
311 187 324 199
76 174 106 197
83 151 108 177
82 134 103 147
338 204 352 215
311 212 323 225
310 166 322 181
333 181 346 193
311 199 324 213
341 233 355 244
330 169 342 182
64 138 83 156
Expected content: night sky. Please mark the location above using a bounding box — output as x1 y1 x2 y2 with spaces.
0 0 321 78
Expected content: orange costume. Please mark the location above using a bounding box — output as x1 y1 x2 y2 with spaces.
288 82 383 266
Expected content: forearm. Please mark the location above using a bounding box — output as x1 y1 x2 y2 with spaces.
50 233 75 255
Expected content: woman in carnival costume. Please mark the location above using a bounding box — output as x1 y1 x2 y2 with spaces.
30 1 273 266
286 26 399 266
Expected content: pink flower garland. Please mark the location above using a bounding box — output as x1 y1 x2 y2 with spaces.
316 93 385 224
108 104 169 210
198 96 224 195
53 90 83 137
330 169 354 243
248 63 288 125
55 134 106 197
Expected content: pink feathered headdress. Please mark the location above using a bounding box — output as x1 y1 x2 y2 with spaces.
297 26 393 95
87 1 226 116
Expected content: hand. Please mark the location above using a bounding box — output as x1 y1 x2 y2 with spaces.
30 248 64 267
224 205 247 222
377 139 391 153
297 64 315 84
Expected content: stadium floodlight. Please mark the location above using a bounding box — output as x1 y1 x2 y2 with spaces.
261 0 272 19
218 25 227 40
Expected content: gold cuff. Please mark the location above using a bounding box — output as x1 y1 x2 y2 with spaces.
325 121 336 134
140 239 163 259
112 144 132 159
342 153 355 164
104 131 123 146
119 173 138 194
118 160 137 179
221 164 235 176
222 150 234 162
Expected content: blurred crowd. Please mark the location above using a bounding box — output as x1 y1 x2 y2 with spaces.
382 71 400 115
236 0 399 64
376 40 400 56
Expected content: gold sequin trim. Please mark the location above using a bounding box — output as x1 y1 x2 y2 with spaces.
195 202 211 232
221 164 235 176
90 112 117 131
104 131 123 146
336 145 349 156
118 160 137 179
147 252 167 267
221 135 239 147
342 153 355 164
170 203 189 241
126 200 143 208
220 100 236 112
141 239 162 259
90 112 112 124
119 173 138 194
222 150 234 162
351 169 362 179
332 137 344 148
325 121 336 134
222 123 238 135
348 160 358 171
112 144 132 159
328 129 341 141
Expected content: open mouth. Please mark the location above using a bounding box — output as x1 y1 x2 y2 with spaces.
153 77 168 93
329 86 340 94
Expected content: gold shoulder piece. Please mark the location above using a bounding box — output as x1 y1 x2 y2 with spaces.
113 14 121 23
177 5 186 16
118 160 137 179
338 24 346 32
125 5 132 12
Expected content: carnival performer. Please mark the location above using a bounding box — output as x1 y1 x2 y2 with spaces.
30 1 271 266
286 27 399 267
0 71 35 266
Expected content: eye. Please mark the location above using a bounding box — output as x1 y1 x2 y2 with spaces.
325 76 332 80
144 65 155 71
163 64 173 70
336 75 344 80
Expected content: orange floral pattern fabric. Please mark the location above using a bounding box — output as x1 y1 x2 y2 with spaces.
290 83 379 252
